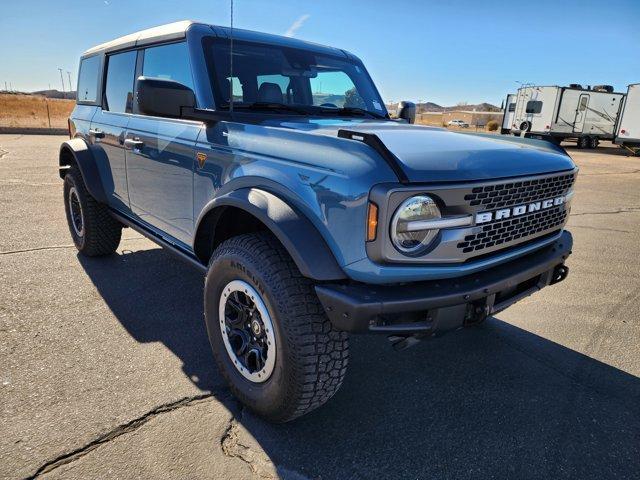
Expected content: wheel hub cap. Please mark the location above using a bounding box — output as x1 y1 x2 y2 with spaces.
68 187 84 237
219 280 276 383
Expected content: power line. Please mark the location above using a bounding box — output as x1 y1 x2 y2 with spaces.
58 68 66 98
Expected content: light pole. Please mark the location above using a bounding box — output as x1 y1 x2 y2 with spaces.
58 68 66 98
67 71 73 97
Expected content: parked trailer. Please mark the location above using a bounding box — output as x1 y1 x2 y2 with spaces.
511 85 625 148
615 84 640 155
501 93 516 134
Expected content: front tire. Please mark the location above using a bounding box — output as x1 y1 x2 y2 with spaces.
204 232 349 422
63 166 122 256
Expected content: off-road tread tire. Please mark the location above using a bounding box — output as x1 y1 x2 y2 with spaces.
205 232 349 422
64 166 122 256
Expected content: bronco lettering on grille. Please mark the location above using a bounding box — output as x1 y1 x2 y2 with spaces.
475 195 566 224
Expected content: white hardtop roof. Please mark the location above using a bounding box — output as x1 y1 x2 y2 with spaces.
83 20 196 56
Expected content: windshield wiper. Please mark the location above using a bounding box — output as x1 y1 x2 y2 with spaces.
226 102 309 115
320 106 388 120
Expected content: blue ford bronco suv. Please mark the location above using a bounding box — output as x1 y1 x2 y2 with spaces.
61 21 576 422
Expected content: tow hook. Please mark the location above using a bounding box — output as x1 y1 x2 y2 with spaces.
388 333 428 351
550 264 569 285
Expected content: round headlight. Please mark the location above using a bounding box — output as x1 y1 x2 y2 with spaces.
391 195 441 254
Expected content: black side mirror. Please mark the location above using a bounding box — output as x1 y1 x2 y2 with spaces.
398 101 416 124
135 76 196 118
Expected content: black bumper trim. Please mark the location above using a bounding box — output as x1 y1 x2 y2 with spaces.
315 231 573 333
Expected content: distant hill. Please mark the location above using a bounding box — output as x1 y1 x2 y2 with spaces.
420 102 501 113
387 101 501 113
32 89 76 100
419 102 443 112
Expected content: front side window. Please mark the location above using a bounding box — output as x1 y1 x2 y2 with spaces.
77 55 101 103
579 96 588 111
142 42 194 90
310 70 364 108
526 100 543 114
104 50 137 113
203 38 387 118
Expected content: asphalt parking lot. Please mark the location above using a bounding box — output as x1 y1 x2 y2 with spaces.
1 134 639 480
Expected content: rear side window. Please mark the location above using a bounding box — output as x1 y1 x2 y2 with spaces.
508 102 516 112
526 100 543 114
142 42 194 90
77 56 101 103
104 50 137 113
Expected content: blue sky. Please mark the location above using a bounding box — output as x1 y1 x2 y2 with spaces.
1 0 638 106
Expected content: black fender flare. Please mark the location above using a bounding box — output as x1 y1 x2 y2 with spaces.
197 188 346 281
59 138 108 204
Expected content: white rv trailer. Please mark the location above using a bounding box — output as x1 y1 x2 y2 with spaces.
511 85 625 148
615 83 640 155
500 93 516 134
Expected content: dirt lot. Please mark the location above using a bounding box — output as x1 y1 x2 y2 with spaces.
1 135 639 479
0 95 74 129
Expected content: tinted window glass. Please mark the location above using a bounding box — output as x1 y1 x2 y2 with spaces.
508 102 516 112
204 38 386 116
579 96 588 111
310 71 363 108
105 51 137 113
77 55 100 103
143 42 194 90
526 100 543 114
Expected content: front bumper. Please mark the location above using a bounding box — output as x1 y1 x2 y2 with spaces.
315 231 572 334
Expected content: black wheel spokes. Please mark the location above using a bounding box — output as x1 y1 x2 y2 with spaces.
245 347 265 372
228 328 249 356
224 290 269 374
70 192 83 233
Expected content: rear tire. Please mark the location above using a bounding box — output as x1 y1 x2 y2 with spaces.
204 232 349 422
589 137 599 149
63 166 122 256
577 136 590 149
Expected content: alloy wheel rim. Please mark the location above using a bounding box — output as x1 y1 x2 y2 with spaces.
68 187 84 237
218 280 276 383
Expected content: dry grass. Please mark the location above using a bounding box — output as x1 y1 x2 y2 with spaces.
0 94 75 128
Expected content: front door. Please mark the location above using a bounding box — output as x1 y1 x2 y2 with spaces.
125 117 201 245
124 41 200 246
574 94 589 133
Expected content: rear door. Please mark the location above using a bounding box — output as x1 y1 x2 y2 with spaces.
573 94 589 133
89 50 137 212
124 42 201 246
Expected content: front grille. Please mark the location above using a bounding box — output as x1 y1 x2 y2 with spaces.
463 172 575 210
457 206 567 254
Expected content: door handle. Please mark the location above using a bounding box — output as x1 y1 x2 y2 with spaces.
124 138 144 150
88 129 105 139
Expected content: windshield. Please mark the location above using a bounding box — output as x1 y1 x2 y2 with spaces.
203 38 388 118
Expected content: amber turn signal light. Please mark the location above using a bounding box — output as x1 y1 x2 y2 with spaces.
367 202 378 242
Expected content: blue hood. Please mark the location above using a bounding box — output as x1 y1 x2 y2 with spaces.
265 118 576 183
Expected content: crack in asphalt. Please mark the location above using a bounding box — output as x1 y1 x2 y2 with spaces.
0 237 144 255
570 207 640 217
580 169 640 176
569 224 632 234
221 407 276 479
25 394 215 479
0 147 9 159
221 407 311 480
0 179 59 186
